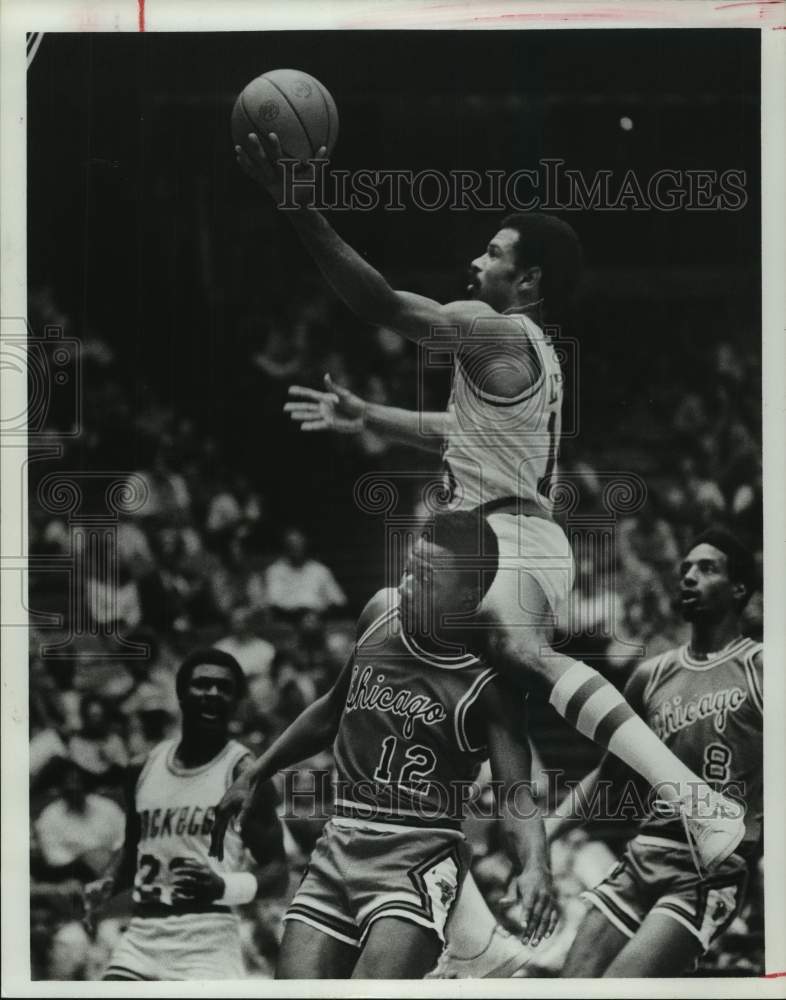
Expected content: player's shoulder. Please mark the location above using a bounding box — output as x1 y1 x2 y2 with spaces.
356 587 399 641
443 299 497 324
443 299 537 341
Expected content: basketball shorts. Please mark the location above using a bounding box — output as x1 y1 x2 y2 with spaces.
581 834 749 952
482 513 574 626
284 817 470 948
103 911 244 980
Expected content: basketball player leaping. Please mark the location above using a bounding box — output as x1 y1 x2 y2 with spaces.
551 529 762 977
84 648 287 981
237 136 743 854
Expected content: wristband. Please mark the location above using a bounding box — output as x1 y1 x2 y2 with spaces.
216 871 258 906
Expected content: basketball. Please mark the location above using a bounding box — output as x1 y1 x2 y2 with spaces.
231 69 339 162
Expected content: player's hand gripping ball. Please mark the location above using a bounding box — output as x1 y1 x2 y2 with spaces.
231 68 339 163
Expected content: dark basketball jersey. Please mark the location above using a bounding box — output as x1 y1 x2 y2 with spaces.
333 593 498 828
638 636 763 848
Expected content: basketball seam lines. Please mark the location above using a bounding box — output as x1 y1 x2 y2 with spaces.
315 81 332 150
264 77 315 159
239 92 261 143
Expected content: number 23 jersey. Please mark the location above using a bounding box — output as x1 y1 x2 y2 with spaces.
131 738 250 909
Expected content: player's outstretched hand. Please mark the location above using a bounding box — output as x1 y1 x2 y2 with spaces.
170 859 224 905
284 373 367 434
502 867 560 948
235 132 328 206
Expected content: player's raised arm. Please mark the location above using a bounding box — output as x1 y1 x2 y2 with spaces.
237 132 496 343
480 680 559 948
284 373 451 453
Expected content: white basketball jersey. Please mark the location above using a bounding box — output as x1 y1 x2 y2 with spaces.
442 314 563 511
132 737 250 909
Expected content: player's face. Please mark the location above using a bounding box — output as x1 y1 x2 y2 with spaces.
398 539 477 635
678 543 740 621
181 663 238 733
468 228 525 311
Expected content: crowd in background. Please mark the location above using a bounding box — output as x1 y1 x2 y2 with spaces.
27 284 763 978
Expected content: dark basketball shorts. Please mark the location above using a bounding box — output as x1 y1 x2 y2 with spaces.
581 833 749 952
284 817 471 948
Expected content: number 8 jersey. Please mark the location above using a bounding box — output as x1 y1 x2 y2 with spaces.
333 591 500 829
132 738 250 911
638 636 763 850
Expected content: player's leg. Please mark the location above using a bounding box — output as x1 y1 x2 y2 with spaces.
483 539 742 865
436 871 531 978
560 906 630 977
276 918 358 979
602 911 702 977
352 917 443 979
278 819 364 977
600 844 748 977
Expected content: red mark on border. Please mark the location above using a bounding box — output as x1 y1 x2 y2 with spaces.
138 0 145 32
762 971 786 978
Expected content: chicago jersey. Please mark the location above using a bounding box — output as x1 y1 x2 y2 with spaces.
131 737 250 910
442 314 563 511
637 636 763 848
333 592 499 827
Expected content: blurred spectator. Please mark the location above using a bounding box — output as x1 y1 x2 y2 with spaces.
253 321 310 381
267 651 318 730
216 607 276 688
116 517 155 574
86 563 141 634
32 763 125 979
264 528 347 618
67 696 129 787
618 499 680 580
34 762 124 879
127 445 191 522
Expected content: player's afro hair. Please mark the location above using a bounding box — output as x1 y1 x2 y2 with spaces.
688 527 758 610
421 510 500 599
500 212 583 308
175 647 246 702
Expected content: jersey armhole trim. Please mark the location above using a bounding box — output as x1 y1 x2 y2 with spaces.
742 647 764 716
454 667 497 753
357 604 398 649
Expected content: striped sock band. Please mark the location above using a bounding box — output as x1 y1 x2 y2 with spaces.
549 661 637 748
